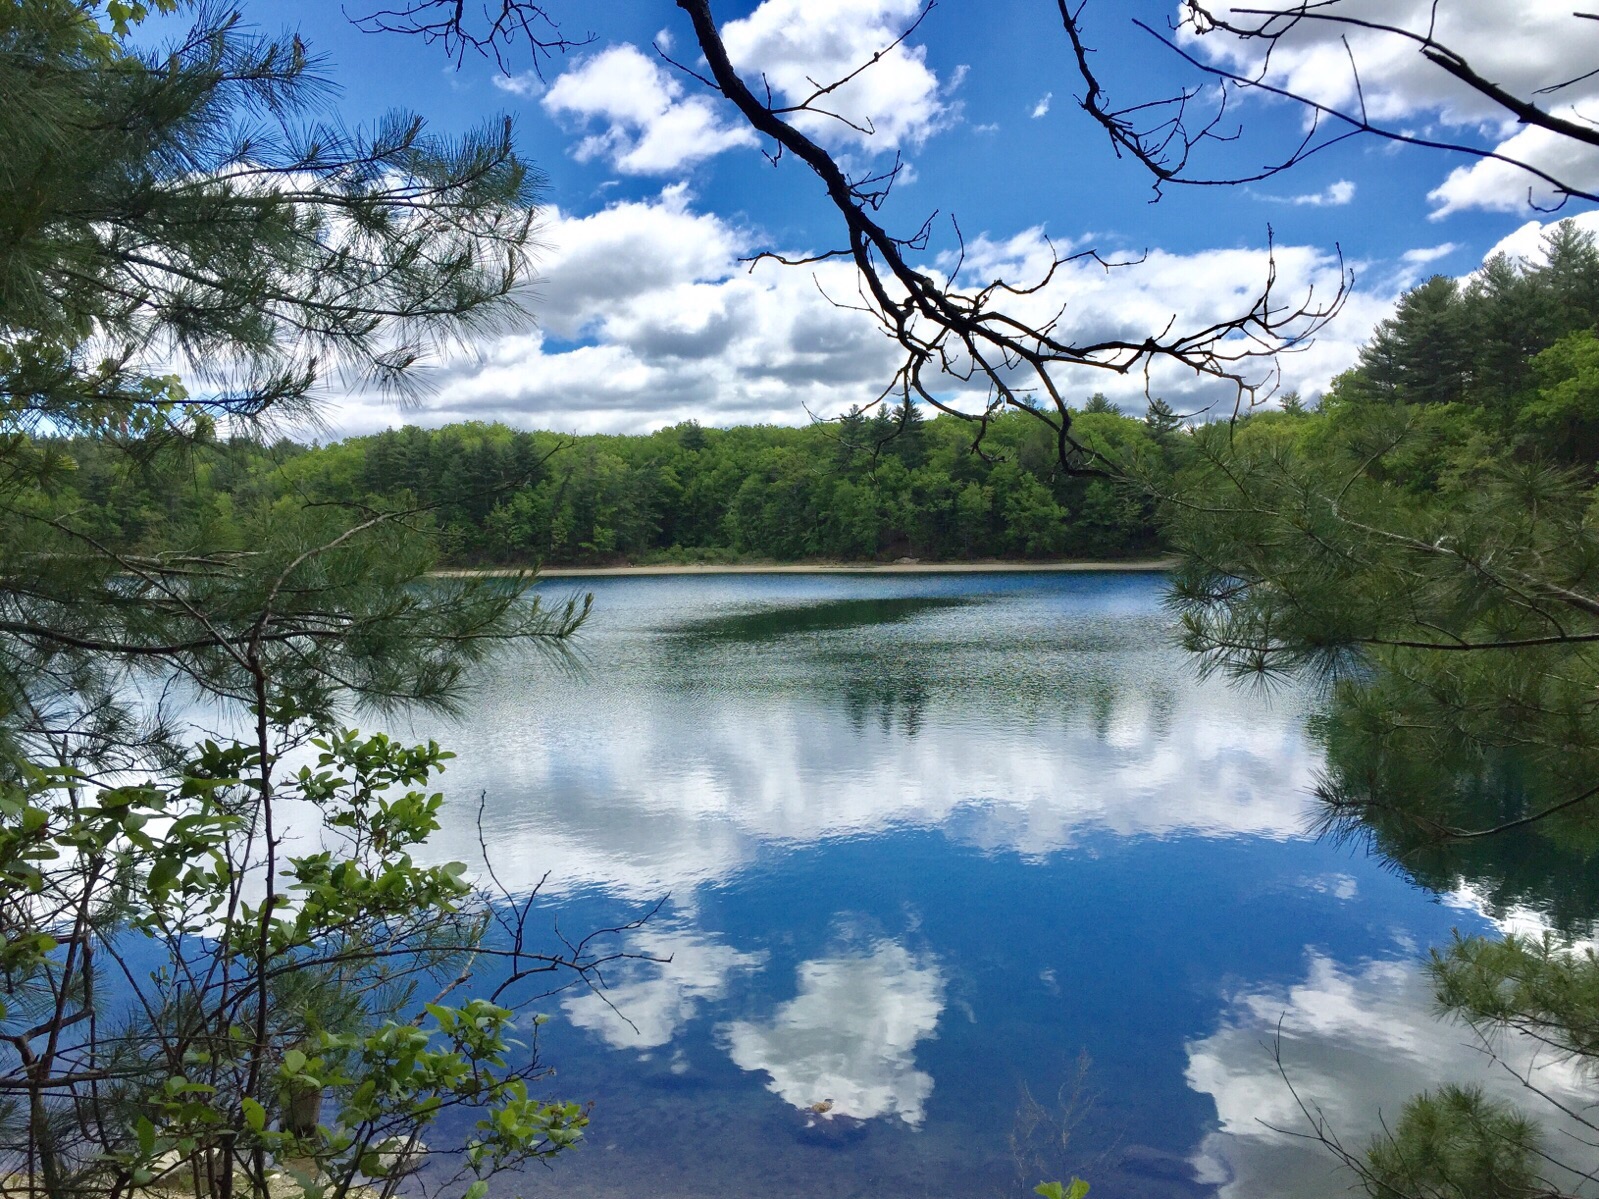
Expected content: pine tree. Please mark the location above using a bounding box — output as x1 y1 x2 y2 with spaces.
0 5 603 1196
887 396 926 466
835 404 868 470
1143 397 1183 442
1167 222 1599 1196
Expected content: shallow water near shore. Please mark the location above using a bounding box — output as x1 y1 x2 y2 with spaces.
384 571 1578 1199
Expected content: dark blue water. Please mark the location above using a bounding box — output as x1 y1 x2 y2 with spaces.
393 571 1566 1199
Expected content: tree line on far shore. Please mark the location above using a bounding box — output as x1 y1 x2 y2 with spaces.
51 398 1190 567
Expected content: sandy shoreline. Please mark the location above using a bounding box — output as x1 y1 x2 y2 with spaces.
433 558 1176 579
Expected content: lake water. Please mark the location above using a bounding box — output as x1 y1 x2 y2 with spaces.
394 571 1553 1199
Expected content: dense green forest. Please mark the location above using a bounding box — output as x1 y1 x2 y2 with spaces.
47 399 1184 566
1175 219 1599 913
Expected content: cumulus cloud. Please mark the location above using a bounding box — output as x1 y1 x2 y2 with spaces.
541 44 756 174
721 940 945 1124
931 225 1391 416
1479 210 1599 265
1191 0 1589 128
317 190 1410 439
538 0 947 174
1187 0 1599 214
1030 92 1052 119
1262 179 1354 207
1429 117 1599 217
721 0 949 150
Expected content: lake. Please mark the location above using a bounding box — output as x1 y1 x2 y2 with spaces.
393 570 1565 1199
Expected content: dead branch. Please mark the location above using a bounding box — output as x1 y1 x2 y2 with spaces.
672 0 1349 471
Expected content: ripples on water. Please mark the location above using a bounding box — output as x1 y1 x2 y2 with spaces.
380 571 1570 1199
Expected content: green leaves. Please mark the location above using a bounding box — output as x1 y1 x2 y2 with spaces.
1162 219 1599 1198
1035 1180 1089 1199
99 0 179 37
240 1098 267 1133
0 5 592 1195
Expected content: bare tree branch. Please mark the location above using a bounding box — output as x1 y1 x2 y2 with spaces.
345 0 592 72
672 0 1348 470
1063 0 1599 209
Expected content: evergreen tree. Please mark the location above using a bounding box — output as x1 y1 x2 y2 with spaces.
835 403 869 471
1165 219 1599 1198
0 5 603 1196
887 396 927 466
1143 397 1183 443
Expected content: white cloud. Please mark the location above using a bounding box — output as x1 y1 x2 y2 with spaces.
720 0 948 151
563 925 766 1050
317 188 1401 439
541 44 757 175
1428 115 1599 217
539 0 949 172
1030 92 1052 119
1400 242 1458 265
720 940 945 1124
1390 241 1461 288
1186 1 1599 215
367 188 901 435
1190 0 1593 129
930 225 1392 415
1266 178 1355 206
491 70 543 98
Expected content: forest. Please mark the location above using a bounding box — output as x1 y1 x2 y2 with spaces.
49 399 1176 566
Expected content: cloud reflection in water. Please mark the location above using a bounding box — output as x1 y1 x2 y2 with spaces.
414 578 1322 899
1185 950 1597 1199
720 939 945 1125
562 925 767 1051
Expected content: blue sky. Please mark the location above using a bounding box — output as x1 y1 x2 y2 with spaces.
226 1 1599 436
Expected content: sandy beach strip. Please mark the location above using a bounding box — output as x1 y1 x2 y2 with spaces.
432 558 1176 579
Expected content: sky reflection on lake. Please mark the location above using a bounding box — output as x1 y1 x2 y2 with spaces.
419 573 1323 899
387 572 1583 1199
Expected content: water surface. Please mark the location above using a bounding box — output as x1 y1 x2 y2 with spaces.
396 571 1563 1199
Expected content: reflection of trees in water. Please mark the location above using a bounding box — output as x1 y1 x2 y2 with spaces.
841 673 929 737
829 661 1179 744
1315 680 1599 935
647 596 1187 745
663 596 971 643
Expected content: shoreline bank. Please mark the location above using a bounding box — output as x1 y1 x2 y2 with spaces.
432 558 1176 579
